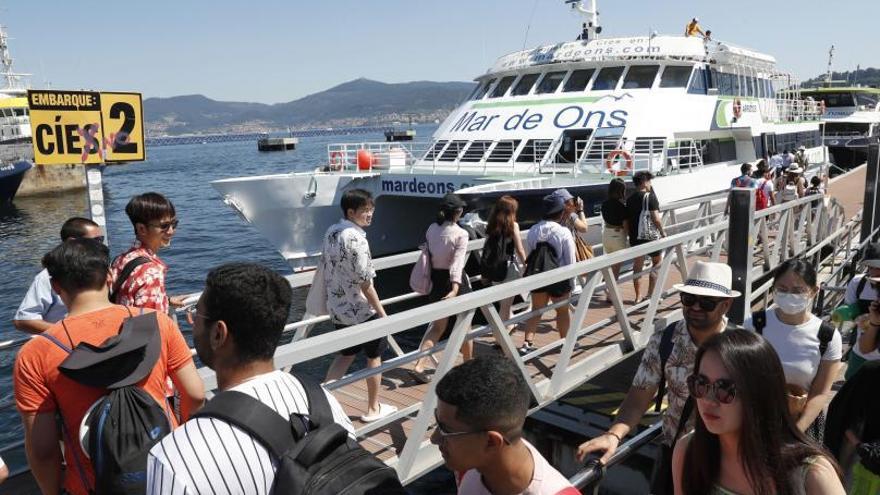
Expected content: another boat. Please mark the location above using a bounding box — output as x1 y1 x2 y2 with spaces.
800 86 880 169
0 22 34 203
212 0 828 271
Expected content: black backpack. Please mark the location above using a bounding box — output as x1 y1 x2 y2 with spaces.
195 374 407 495
39 310 172 494
480 234 513 283
751 309 836 357
524 241 571 295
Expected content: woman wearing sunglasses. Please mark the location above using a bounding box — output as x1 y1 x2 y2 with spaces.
745 258 843 441
672 329 844 495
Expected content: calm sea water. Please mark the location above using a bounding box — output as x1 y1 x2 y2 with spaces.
0 124 459 492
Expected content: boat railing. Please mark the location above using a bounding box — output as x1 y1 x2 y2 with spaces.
0 141 32 162
770 97 824 123
825 130 870 139
324 142 432 173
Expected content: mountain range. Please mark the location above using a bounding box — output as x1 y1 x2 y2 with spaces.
144 78 475 135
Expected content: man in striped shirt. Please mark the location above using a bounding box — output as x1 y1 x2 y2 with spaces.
146 263 355 494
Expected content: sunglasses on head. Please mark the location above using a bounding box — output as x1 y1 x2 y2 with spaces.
149 219 179 232
680 292 722 311
687 374 737 404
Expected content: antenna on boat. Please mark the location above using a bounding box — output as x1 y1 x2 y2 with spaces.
823 45 834 88
0 23 30 90
565 0 601 41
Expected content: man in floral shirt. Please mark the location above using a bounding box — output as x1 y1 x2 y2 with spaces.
110 192 185 314
322 188 397 423
575 261 739 495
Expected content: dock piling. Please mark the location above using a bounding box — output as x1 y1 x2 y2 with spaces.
727 187 756 325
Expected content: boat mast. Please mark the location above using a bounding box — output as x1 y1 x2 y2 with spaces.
823 45 834 88
566 0 601 41
0 24 30 90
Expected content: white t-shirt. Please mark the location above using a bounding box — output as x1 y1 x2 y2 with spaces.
745 308 842 390
756 178 775 199
146 371 355 495
844 274 880 360
457 439 579 495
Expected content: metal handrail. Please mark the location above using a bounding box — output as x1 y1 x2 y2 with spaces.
570 421 663 491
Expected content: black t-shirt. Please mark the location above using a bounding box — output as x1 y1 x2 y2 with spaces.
626 190 659 239
601 199 627 227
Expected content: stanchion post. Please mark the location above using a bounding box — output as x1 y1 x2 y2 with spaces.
84 164 109 247
728 187 755 325
860 143 880 242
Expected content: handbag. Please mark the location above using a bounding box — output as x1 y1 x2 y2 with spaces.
304 258 328 316
566 216 594 262
637 193 661 241
409 241 433 295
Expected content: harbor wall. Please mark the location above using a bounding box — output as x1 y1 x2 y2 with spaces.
17 163 86 196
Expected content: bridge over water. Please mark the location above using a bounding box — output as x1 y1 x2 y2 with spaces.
145 126 396 147
1 150 878 492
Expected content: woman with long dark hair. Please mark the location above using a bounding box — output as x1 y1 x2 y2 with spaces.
483 195 526 327
672 329 844 495
601 178 628 300
746 258 842 441
410 193 472 383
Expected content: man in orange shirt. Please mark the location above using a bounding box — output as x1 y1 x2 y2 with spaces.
14 239 205 495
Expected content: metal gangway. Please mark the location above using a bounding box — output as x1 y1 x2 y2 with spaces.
0 163 870 488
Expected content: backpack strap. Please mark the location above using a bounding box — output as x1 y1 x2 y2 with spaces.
857 275 869 301
295 373 335 429
36 333 73 354
752 310 767 335
109 256 151 303
194 391 296 459
818 321 836 358
654 322 678 412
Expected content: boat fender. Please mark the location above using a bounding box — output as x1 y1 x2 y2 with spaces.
605 149 633 177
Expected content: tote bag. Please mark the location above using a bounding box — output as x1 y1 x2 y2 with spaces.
637 193 661 241
409 242 433 295
305 259 328 316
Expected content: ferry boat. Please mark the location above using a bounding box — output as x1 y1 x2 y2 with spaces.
800 86 879 168
0 22 33 203
212 0 827 271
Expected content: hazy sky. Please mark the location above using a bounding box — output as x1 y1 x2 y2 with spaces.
5 0 878 104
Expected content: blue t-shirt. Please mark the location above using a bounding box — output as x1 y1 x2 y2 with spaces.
14 268 67 323
730 175 755 188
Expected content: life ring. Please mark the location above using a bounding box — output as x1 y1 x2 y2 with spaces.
605 149 633 176
329 151 344 170
733 98 743 120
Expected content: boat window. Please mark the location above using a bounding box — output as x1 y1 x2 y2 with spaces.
423 140 448 161
622 65 659 89
563 69 595 92
511 73 541 96
856 93 879 108
489 76 516 98
660 66 693 88
472 79 496 100
13 108 24 116
515 139 553 162
815 93 856 107
460 141 493 162
687 68 708 94
439 140 469 161
536 71 567 94
487 140 521 162
592 66 624 91
765 80 775 98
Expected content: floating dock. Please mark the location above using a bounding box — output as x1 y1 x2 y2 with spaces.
257 137 298 151
385 129 415 142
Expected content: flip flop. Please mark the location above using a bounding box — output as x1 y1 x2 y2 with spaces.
407 369 431 385
361 403 398 423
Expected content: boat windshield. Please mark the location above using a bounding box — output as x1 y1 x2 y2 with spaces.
812 92 856 107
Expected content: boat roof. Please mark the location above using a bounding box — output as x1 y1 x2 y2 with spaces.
485 35 777 77
799 86 880 95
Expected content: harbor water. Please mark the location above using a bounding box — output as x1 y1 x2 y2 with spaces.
0 125 457 491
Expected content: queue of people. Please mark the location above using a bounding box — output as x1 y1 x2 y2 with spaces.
6 174 877 495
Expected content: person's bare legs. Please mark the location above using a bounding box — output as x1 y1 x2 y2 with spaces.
365 356 383 415
413 318 448 373
325 353 356 382
632 256 646 303
647 253 662 299
605 263 622 302
551 293 571 338
523 291 550 345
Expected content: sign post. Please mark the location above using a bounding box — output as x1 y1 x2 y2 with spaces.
27 90 145 246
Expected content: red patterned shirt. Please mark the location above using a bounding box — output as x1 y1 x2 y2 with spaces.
109 240 169 314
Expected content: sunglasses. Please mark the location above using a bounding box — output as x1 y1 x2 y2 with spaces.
680 293 722 311
149 219 179 232
185 306 213 325
432 412 484 444
687 374 737 404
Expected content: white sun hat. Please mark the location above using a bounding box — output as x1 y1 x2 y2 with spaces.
673 261 741 298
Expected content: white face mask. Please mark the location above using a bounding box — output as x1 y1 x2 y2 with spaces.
775 291 812 315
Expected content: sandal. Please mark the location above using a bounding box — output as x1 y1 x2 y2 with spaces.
361 403 398 423
407 369 431 385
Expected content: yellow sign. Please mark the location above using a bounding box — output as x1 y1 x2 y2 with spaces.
27 90 146 165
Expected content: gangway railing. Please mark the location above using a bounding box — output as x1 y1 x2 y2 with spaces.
0 187 863 484
570 421 663 493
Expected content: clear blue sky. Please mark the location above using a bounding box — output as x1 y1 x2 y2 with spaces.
5 0 878 104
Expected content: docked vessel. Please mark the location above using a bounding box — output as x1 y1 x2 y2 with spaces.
0 22 34 203
800 86 879 168
212 0 827 271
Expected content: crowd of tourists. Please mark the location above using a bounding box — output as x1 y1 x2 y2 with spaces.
5 174 880 494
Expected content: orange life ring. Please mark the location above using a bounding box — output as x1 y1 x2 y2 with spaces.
329 151 344 170
733 98 743 119
605 149 633 176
